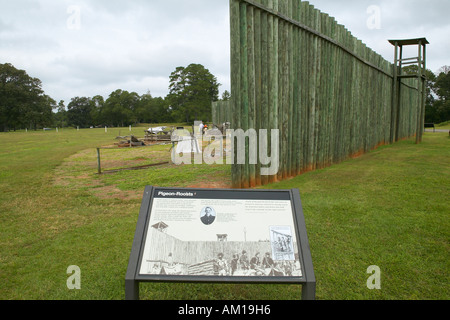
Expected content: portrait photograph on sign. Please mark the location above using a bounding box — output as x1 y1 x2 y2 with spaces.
138 189 303 279
200 206 216 225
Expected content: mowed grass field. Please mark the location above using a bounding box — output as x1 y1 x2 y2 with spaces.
0 126 448 300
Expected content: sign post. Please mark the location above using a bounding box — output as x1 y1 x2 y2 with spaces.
125 186 315 300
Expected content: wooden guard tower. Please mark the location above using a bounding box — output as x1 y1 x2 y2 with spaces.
388 38 429 144
216 234 228 242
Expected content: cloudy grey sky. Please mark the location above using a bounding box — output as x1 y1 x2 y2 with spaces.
0 0 448 106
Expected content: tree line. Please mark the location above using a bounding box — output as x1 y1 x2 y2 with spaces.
1 62 449 132
403 65 450 125
1 63 224 131
424 66 450 124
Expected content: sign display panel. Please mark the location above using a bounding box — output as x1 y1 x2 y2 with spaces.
138 189 302 279
126 186 315 300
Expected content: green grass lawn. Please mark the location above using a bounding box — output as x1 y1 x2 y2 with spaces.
436 121 450 130
0 127 448 300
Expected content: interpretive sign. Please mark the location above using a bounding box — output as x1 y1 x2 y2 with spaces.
125 186 315 300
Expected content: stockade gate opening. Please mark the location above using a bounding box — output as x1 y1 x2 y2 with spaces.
212 0 428 189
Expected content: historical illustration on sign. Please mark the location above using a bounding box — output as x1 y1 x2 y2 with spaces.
138 190 303 278
270 226 295 261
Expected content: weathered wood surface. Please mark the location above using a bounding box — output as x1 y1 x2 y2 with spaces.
229 0 421 188
212 100 232 126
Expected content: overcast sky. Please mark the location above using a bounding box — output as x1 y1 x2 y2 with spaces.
0 0 448 106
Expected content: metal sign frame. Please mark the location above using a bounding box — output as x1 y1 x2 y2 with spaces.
125 186 315 300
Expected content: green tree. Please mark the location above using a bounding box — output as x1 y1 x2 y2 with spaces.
152 96 174 123
103 90 139 127
53 100 68 128
136 92 173 124
0 63 54 131
221 90 231 101
90 95 105 126
167 63 220 123
435 67 450 102
67 97 94 128
402 65 436 104
403 65 450 124
432 68 450 123
136 92 156 124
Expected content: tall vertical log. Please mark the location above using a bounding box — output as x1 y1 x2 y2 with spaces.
230 0 241 188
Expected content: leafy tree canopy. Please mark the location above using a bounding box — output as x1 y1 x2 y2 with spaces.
0 63 55 131
403 65 450 124
167 63 220 123
67 97 94 128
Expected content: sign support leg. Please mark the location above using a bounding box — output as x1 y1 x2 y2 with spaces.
125 279 139 300
302 282 316 300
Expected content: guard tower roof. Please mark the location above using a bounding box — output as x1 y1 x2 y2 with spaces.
388 38 429 46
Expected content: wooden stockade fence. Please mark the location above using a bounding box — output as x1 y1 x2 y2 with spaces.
144 228 274 267
228 0 426 188
212 100 232 126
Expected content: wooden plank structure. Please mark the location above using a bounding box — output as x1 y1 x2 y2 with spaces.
388 38 429 144
143 227 274 267
228 0 428 188
212 100 232 126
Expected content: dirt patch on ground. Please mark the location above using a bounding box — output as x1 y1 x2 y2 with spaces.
186 181 232 189
91 185 141 200
54 143 232 201
186 172 232 189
